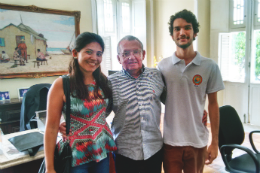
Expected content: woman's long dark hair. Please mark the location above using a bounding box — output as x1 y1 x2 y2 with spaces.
68 32 111 100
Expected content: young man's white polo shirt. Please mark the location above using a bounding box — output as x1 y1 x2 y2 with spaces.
158 52 224 148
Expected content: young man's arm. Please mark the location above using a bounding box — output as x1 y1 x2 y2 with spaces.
205 91 219 165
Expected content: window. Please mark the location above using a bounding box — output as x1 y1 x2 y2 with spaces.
0 37 5 47
93 0 146 74
230 0 246 29
101 36 112 75
255 0 260 26
253 1 260 81
219 32 246 82
251 30 260 82
219 0 252 82
214 0 260 126
121 2 130 33
104 0 114 32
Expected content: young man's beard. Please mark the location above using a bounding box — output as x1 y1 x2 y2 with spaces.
177 42 192 49
176 36 194 49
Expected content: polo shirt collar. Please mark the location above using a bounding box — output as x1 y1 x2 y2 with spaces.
172 51 201 65
172 53 181 65
192 52 201 65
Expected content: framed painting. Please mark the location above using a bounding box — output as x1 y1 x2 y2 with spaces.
0 3 80 79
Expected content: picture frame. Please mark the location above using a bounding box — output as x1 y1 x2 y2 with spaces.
0 3 80 79
18 87 29 99
0 91 10 101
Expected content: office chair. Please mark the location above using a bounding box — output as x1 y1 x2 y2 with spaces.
108 70 118 76
219 105 260 173
20 83 51 131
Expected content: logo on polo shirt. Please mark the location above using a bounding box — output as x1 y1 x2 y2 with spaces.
193 75 202 86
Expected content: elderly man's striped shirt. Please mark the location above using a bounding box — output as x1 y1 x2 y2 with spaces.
107 67 165 160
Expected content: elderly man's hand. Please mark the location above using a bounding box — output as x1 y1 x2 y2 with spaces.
202 110 208 126
59 122 72 138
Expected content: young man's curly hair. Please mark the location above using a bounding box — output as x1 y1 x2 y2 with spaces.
168 9 200 37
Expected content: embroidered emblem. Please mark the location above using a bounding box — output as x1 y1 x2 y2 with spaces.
193 75 202 86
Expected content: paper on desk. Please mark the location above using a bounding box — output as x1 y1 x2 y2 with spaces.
1 134 28 160
1 131 61 160
0 128 4 155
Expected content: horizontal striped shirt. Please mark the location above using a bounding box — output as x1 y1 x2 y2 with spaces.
107 66 165 160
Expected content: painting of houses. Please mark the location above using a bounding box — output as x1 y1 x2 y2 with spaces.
0 23 47 59
0 4 80 78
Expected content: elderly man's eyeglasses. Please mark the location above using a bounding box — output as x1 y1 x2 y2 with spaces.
119 49 142 58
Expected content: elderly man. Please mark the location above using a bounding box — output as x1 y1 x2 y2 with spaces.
107 35 165 173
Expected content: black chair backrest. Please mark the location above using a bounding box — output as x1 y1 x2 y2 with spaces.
108 70 118 75
219 105 245 155
38 87 49 111
20 83 51 131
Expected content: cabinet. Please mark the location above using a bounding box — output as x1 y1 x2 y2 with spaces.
0 99 22 134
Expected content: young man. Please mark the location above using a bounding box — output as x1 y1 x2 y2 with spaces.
158 9 224 173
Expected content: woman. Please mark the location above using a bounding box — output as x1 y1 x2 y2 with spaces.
44 32 117 173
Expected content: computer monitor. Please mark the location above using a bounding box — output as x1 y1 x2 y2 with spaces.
35 110 46 132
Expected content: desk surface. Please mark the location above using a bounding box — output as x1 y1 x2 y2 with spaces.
0 129 44 170
0 98 21 105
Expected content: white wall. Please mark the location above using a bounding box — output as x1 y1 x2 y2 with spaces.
197 0 210 58
152 0 210 63
154 0 194 60
0 0 93 99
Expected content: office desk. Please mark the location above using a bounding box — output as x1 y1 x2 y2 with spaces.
0 129 44 173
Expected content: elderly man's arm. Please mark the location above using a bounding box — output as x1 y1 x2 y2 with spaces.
159 74 167 104
106 96 113 116
160 86 167 104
